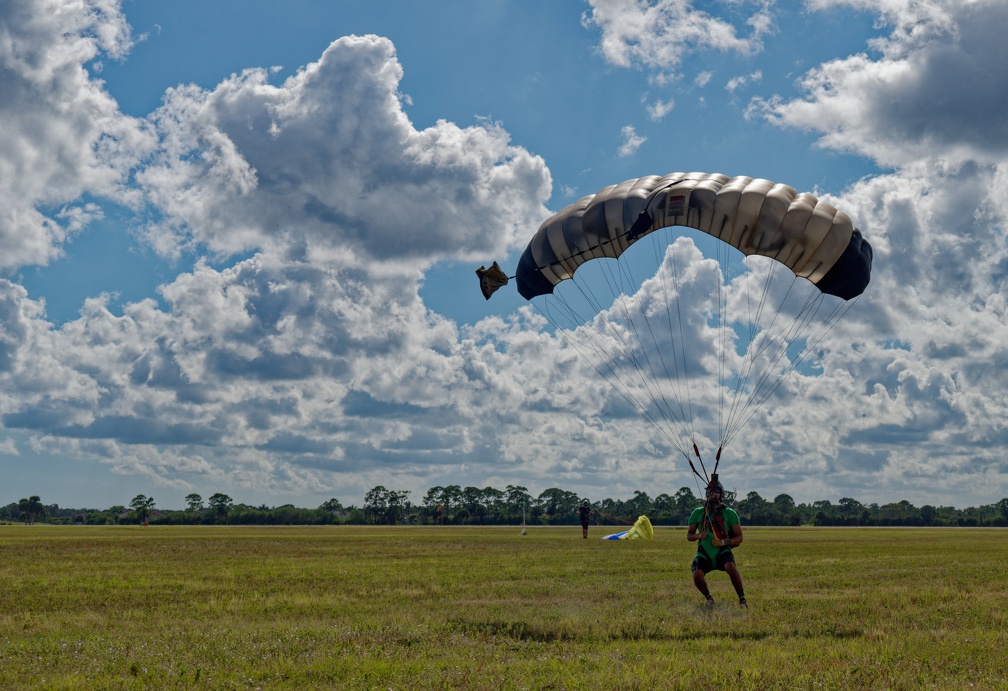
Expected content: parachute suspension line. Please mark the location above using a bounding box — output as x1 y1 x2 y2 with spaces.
596 510 635 526
720 256 815 449
607 247 696 450
532 295 681 455
653 227 699 448
632 227 698 450
720 291 861 449
605 258 666 406
530 279 690 459
745 282 823 404
590 225 704 463
590 259 675 438
716 227 734 451
742 294 855 429
722 265 817 448
544 281 659 428
709 246 862 453
570 241 694 451
720 252 781 450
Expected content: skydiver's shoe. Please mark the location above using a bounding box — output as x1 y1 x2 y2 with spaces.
739 597 748 608
704 595 715 606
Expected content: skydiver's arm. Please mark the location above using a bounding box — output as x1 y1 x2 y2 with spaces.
687 522 707 542
725 523 743 547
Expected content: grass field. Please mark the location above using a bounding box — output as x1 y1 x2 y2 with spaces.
2 524 1006 690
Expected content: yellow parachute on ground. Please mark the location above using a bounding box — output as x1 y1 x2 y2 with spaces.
601 515 654 540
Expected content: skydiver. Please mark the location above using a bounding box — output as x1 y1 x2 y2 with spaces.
578 500 594 539
686 476 747 607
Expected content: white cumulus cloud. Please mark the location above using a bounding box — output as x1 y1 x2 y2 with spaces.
583 0 775 81
0 0 152 268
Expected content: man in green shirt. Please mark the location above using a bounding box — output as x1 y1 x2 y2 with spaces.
687 476 747 607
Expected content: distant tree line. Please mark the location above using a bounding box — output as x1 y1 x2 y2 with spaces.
6 486 1008 528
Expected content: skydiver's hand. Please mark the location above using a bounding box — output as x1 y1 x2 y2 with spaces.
698 530 708 540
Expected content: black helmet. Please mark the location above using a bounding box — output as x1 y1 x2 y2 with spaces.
706 473 723 495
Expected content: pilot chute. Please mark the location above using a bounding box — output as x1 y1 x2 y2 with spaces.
476 261 509 300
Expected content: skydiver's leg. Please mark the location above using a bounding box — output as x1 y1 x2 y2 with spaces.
691 555 714 602
725 561 746 605
725 561 744 590
693 568 710 593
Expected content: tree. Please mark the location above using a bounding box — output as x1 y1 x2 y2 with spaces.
536 488 581 524
811 499 837 526
18 496 45 525
652 493 674 523
129 494 155 524
364 485 390 524
422 484 462 524
627 490 653 517
505 484 532 524
880 499 919 526
387 489 411 524
421 486 445 524
461 486 485 524
363 486 411 524
208 493 233 522
319 498 343 517
738 491 771 524
480 486 505 523
773 494 799 526
441 485 462 522
838 497 864 525
185 493 204 513
997 498 1008 526
672 487 699 525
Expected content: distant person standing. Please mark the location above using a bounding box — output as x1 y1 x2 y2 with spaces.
687 475 747 607
578 500 593 539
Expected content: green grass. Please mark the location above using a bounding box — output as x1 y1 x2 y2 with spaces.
2 525 1006 689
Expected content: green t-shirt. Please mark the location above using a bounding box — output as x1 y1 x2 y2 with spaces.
688 505 740 564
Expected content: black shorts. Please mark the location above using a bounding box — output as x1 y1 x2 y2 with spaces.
691 550 734 574
580 519 590 529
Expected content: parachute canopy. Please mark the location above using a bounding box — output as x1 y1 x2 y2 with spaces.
479 170 873 478
516 172 871 302
602 515 654 540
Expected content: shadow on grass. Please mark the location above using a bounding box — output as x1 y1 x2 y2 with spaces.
447 618 863 643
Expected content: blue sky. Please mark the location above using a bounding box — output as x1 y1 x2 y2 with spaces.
3 0 1007 511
